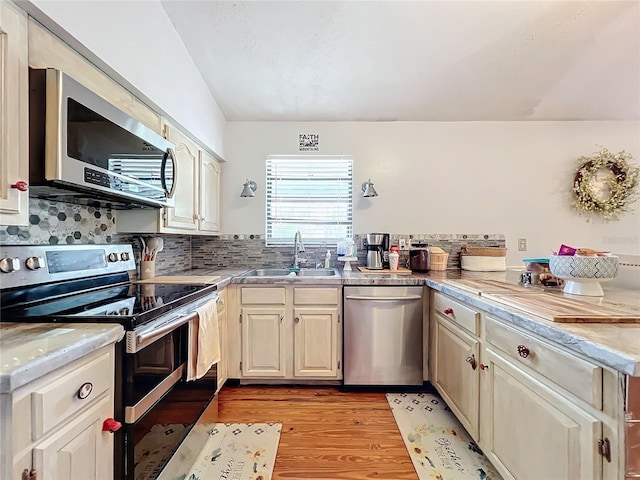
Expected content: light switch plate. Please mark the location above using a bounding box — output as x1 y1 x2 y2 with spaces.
518 238 527 251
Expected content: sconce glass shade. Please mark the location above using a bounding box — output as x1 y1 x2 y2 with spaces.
362 179 378 197
240 179 257 197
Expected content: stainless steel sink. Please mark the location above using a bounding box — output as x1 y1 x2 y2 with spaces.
241 268 338 277
296 269 338 277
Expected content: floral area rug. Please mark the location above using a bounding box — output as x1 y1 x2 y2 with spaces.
157 422 282 480
387 393 502 480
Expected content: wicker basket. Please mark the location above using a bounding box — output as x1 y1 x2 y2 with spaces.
461 245 507 257
428 251 449 271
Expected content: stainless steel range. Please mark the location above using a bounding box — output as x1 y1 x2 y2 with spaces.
0 244 218 480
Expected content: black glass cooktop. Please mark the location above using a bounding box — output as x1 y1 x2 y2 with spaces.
0 273 216 329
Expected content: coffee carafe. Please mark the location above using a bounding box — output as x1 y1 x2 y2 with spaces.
366 233 386 269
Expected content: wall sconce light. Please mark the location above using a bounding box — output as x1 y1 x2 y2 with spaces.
361 179 378 197
240 179 257 197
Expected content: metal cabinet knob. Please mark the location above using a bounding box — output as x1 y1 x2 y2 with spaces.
77 382 93 399
465 354 477 370
294 317 300 324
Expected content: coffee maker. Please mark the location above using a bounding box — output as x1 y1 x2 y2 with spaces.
366 233 390 269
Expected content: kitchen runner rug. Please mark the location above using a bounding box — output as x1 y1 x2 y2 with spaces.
387 393 502 480
156 422 282 480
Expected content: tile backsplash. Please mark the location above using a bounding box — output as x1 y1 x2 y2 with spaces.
0 199 117 245
1 199 505 273
191 233 506 270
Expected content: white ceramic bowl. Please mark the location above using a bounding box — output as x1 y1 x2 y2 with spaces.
549 255 619 296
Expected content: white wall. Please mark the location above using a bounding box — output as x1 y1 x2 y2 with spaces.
222 121 640 265
26 0 227 159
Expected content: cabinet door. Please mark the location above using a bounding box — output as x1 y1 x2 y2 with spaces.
0 1 29 226
241 307 286 377
164 125 199 231
199 150 221 233
432 315 480 439
33 395 113 480
293 307 338 377
216 290 228 392
484 348 602 480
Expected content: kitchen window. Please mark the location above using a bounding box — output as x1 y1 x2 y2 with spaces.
266 156 353 246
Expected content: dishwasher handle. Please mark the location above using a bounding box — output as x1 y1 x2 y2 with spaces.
345 295 422 301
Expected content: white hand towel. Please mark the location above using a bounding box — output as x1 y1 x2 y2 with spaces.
186 298 220 381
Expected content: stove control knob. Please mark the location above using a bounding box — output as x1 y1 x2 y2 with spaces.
120 252 130 261
107 253 119 262
25 256 45 270
0 257 21 273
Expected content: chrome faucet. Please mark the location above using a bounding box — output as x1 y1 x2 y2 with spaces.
292 230 306 268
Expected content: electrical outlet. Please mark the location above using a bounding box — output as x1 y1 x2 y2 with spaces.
398 238 407 250
518 238 527 251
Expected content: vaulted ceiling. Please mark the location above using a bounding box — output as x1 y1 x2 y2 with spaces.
162 1 640 122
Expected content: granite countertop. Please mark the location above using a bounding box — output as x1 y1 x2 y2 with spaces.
0 323 124 393
146 266 640 376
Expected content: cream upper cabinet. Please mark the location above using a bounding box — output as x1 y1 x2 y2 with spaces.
116 122 221 235
28 17 161 132
230 285 342 381
199 149 221 233
0 1 29 226
164 125 199 232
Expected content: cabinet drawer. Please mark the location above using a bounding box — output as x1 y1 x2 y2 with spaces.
32 350 113 440
241 287 286 304
294 288 338 305
485 316 602 409
432 291 479 335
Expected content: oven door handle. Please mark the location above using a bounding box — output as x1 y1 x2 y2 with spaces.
126 311 196 353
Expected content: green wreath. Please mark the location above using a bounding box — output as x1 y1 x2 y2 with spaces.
572 148 639 221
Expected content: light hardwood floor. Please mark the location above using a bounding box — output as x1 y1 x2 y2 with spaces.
199 385 418 480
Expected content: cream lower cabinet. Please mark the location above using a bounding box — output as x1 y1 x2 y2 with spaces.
231 285 341 381
432 316 480 439
216 288 228 392
429 290 621 480
483 347 601 480
7 346 116 480
431 291 481 440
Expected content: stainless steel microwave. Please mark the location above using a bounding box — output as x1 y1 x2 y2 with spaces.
29 68 176 209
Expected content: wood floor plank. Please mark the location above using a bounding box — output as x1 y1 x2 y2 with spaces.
213 386 418 480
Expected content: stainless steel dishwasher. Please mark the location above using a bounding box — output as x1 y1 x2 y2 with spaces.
343 286 423 386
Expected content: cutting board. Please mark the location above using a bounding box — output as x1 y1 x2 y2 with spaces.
357 267 413 275
443 278 540 295
137 275 221 285
483 292 640 323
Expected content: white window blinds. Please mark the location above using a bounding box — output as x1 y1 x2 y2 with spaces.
266 156 353 246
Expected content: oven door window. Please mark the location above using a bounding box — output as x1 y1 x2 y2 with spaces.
126 323 217 480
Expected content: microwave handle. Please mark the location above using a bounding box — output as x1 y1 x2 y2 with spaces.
161 148 178 199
